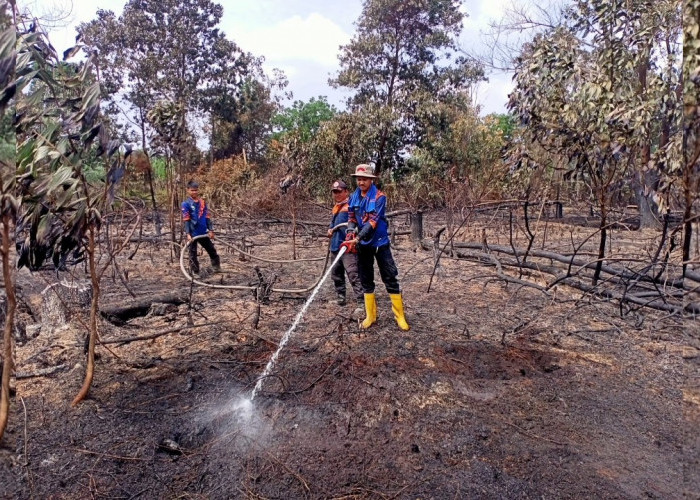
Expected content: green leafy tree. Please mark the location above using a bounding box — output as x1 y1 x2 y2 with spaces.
80 0 253 173
331 0 484 175
81 0 259 242
403 96 508 252
208 69 288 164
272 97 337 143
408 104 508 204
290 111 374 197
508 0 682 284
264 96 339 196
235 70 288 164
79 8 162 229
488 113 517 143
202 40 274 161
1 8 128 436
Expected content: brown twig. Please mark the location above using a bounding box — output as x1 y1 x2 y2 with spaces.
286 358 338 395
101 321 218 345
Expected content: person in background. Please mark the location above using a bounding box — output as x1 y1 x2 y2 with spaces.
327 179 364 306
342 164 409 331
181 180 220 275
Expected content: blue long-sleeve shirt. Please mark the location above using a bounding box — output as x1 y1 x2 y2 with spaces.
329 198 350 252
181 197 212 237
348 184 389 248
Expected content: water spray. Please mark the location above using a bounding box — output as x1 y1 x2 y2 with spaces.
248 245 349 402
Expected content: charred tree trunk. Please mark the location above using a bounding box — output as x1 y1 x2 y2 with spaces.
410 211 423 243
682 164 694 280
292 197 297 261
145 162 160 236
633 45 661 230
168 157 178 263
633 169 661 230
593 186 608 287
100 290 189 325
683 129 700 278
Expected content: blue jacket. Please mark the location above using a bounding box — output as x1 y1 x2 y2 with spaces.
181 197 212 237
348 184 389 248
329 198 350 252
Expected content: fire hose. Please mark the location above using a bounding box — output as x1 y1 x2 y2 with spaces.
179 222 349 294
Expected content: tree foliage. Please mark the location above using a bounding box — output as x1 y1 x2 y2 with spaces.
406 108 509 206
509 0 681 206
331 0 484 175
272 97 337 144
0 8 129 436
507 0 682 281
14 32 126 271
225 70 288 164
79 0 253 165
302 111 375 195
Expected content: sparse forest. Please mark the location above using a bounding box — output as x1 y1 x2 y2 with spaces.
0 0 698 498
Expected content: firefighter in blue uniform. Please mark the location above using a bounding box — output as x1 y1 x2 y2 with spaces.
181 180 220 275
343 165 409 331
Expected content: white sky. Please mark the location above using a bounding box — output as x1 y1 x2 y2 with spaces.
19 0 514 115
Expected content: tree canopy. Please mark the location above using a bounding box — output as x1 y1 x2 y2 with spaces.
331 0 484 175
272 97 337 144
507 0 682 282
79 0 256 168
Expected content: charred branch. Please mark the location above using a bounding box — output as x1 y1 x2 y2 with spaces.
100 290 189 325
421 239 698 315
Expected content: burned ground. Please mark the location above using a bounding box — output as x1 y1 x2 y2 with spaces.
0 211 698 499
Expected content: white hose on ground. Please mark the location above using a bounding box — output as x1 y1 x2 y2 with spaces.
179 232 340 294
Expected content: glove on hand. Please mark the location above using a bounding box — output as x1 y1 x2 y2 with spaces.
340 238 357 254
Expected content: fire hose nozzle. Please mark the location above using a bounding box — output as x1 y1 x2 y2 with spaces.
340 239 357 254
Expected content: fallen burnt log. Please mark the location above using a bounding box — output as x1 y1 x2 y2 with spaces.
100 290 189 325
421 239 699 315
14 364 68 379
448 241 695 289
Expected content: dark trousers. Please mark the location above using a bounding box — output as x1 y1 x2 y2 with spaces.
188 236 220 273
330 250 364 300
357 243 400 295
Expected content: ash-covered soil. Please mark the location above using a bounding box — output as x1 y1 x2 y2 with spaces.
1 213 698 499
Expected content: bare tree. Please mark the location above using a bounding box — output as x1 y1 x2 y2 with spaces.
468 0 571 72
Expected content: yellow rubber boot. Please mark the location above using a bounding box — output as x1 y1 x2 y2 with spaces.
389 293 410 331
361 293 377 329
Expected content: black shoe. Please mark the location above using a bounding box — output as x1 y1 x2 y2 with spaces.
212 264 222 273
336 294 347 306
